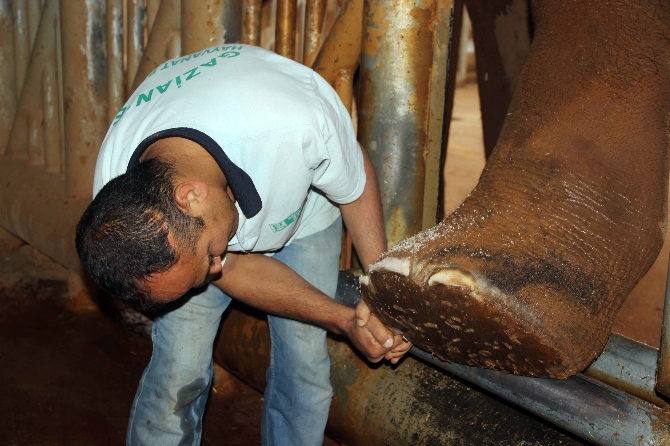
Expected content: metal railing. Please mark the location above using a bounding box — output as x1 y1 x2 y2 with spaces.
2 1 670 444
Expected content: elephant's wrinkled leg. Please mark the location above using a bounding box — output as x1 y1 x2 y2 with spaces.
364 0 670 378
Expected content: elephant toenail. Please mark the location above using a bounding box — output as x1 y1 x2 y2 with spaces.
369 257 411 276
427 268 478 292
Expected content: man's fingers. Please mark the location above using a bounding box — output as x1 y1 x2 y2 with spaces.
364 314 395 348
355 299 372 327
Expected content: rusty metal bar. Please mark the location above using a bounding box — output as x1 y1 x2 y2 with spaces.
126 0 146 89
585 333 667 408
28 115 43 165
181 0 242 55
275 0 297 59
655 254 670 398
59 0 108 198
312 0 363 98
241 0 262 45
27 0 41 48
146 0 161 33
302 0 326 67
411 348 670 446
107 0 124 123
13 0 29 97
7 0 59 162
0 0 17 154
130 0 181 94
42 62 62 174
358 0 452 247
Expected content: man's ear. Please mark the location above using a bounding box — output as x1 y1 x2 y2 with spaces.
174 180 210 214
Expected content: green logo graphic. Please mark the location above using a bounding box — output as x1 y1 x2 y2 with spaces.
269 206 303 233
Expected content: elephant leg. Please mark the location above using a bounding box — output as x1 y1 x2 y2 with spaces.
364 0 670 378
465 0 532 158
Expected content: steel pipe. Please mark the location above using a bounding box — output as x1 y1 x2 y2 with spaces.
358 0 452 247
130 0 181 94
13 0 29 97
275 0 297 59
126 0 147 89
42 62 62 174
411 348 670 446
241 0 262 45
0 0 17 154
7 0 59 162
585 333 667 407
59 0 108 198
106 0 124 123
182 0 242 55
655 254 670 398
303 0 327 67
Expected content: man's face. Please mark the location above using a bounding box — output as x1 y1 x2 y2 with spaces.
143 186 239 303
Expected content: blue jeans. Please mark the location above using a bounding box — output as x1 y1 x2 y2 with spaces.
127 217 342 446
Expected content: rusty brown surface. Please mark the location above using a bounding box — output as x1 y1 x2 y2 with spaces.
126 0 146 89
275 0 297 59
12 0 29 97
59 0 108 198
130 0 181 94
312 0 362 82
241 0 262 45
303 0 327 67
0 0 17 154
358 0 452 247
182 0 224 54
106 0 124 122
7 0 60 165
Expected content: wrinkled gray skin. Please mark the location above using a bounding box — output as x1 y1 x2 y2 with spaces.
363 0 670 378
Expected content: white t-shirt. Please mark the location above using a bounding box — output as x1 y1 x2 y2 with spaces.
93 44 365 254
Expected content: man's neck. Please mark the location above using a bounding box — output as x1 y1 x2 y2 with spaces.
140 137 227 187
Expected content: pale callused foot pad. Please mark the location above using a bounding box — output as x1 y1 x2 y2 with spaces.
362 257 580 378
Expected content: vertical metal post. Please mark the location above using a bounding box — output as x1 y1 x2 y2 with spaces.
130 0 182 94
0 0 17 154
146 0 161 33
303 0 326 67
13 0 30 97
107 0 124 122
182 0 242 55
275 0 297 59
358 0 452 247
241 0 262 45
655 254 670 398
60 0 108 198
126 0 146 90
27 0 41 48
43 62 62 174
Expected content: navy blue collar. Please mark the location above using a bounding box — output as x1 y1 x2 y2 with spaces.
128 127 262 218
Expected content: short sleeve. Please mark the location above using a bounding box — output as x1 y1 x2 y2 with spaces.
308 72 366 204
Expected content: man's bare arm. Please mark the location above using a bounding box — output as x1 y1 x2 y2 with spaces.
339 144 412 363
212 252 395 362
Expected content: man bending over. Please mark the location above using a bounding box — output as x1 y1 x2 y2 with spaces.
75 44 411 445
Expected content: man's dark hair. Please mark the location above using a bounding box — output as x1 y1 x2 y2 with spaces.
75 158 205 310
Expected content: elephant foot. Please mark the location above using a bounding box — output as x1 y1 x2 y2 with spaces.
363 1 670 378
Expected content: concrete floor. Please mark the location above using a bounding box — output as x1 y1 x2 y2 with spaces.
0 80 665 445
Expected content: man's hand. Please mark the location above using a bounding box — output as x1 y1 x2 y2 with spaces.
353 300 413 364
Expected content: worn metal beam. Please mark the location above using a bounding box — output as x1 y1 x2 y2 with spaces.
655 256 670 399
59 0 108 198
241 0 261 45
275 0 297 59
130 0 181 94
0 0 17 154
358 0 452 247
181 0 242 55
